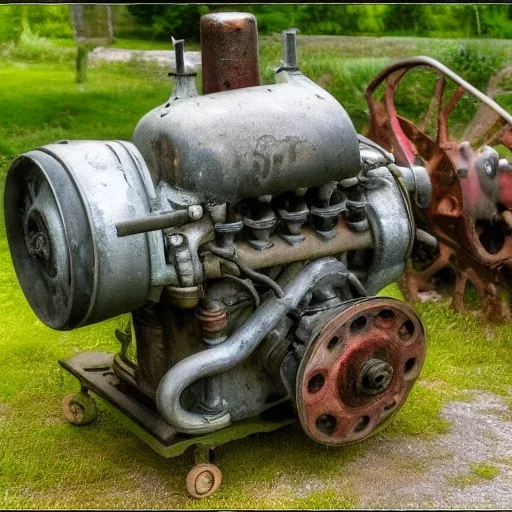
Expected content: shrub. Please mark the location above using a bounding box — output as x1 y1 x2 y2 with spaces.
442 43 505 91
126 5 210 41
0 6 23 42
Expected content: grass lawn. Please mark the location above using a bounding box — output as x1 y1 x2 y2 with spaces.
1 34 512 509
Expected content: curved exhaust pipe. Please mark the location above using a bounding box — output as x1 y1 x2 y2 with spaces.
156 257 350 434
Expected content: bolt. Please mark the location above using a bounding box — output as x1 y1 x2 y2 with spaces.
28 232 49 259
188 205 203 221
359 358 393 396
169 234 184 247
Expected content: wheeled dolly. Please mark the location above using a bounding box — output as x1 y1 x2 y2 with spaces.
59 351 295 498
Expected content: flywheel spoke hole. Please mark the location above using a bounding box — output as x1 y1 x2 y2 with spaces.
327 336 339 351
25 209 56 278
383 399 397 411
307 373 325 394
398 320 415 340
377 309 395 321
354 415 370 433
315 414 337 436
350 315 367 333
404 357 417 375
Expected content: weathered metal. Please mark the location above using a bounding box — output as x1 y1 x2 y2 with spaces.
116 205 203 237
4 141 165 330
156 258 354 434
4 14 430 498
296 297 425 446
365 56 512 321
201 12 261 94
203 218 373 277
132 71 361 204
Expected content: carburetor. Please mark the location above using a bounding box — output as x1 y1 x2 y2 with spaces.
4 13 430 498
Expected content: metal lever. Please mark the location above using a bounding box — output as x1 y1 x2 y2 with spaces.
116 205 203 237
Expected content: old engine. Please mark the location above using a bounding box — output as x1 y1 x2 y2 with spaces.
4 13 429 497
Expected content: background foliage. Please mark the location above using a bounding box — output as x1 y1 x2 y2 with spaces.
1 4 512 43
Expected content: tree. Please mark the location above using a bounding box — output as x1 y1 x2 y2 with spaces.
126 5 209 41
70 5 114 83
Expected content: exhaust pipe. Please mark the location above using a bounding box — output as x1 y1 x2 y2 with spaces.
156 257 350 434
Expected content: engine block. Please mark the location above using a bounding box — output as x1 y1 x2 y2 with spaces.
3 12 430 498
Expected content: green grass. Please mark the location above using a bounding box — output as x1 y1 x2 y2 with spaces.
1 34 512 509
448 461 500 489
471 462 501 480
110 38 201 51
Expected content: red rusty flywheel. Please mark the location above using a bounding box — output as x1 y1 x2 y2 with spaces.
296 297 426 446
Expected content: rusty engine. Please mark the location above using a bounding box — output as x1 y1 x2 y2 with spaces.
3 13 430 497
365 57 512 322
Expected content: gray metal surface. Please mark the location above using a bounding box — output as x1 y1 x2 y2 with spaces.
4 140 172 329
132 72 360 203
363 165 415 294
156 258 351 434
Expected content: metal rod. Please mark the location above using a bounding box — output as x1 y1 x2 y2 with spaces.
173 38 185 75
116 210 191 237
282 29 299 70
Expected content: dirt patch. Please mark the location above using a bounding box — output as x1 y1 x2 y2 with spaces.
251 391 512 508
89 48 201 73
0 402 9 420
336 391 512 508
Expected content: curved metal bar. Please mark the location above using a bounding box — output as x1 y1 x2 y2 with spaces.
365 56 512 126
156 257 350 434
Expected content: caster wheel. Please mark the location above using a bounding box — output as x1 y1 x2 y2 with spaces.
186 463 222 499
61 391 97 426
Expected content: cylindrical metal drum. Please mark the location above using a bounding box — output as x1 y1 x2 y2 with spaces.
4 140 156 330
133 76 361 203
200 12 261 94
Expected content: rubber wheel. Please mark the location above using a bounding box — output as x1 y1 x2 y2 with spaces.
61 391 97 426
186 463 222 499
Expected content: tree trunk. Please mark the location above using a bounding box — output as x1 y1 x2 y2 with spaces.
69 4 115 83
76 44 88 84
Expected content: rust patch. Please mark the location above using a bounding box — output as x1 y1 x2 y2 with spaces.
201 13 261 94
152 136 181 188
296 298 426 446
196 306 228 338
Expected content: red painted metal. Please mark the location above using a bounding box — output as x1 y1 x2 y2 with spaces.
296 298 426 446
365 58 512 322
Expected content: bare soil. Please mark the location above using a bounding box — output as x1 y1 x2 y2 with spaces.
264 391 512 508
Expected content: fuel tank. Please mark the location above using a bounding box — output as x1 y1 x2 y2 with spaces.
132 74 361 204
